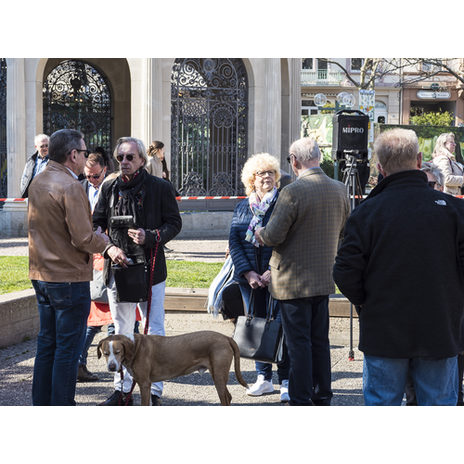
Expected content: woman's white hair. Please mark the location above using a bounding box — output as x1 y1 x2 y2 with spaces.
241 152 281 197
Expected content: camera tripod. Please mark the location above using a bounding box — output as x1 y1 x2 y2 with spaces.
341 154 365 361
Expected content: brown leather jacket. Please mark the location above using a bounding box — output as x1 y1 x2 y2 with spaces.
28 161 107 282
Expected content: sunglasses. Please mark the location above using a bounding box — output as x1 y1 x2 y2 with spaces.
116 153 136 162
428 181 437 188
86 169 105 180
287 154 294 164
74 149 89 158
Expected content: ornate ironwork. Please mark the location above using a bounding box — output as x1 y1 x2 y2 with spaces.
0 59 6 197
43 60 112 155
171 58 248 196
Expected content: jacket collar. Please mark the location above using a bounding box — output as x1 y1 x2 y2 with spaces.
299 166 324 179
368 169 428 199
47 160 79 179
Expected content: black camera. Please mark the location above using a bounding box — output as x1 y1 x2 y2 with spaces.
109 215 135 229
332 110 369 161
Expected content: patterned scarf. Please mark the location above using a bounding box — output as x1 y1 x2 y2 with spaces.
245 187 278 247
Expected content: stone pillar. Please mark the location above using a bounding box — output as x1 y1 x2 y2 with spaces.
6 58 26 198
128 58 151 144
263 59 281 156
288 58 302 149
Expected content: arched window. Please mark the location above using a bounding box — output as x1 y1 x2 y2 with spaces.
0 58 6 197
171 58 248 195
43 60 112 154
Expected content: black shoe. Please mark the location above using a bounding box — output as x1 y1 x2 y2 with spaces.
151 394 162 406
99 390 134 406
77 364 98 382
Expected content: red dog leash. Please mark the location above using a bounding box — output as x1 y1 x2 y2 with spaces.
144 229 161 335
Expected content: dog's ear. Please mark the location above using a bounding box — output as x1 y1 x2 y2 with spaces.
121 337 135 365
96 339 106 359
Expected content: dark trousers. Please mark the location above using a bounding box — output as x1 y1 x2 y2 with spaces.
279 295 332 405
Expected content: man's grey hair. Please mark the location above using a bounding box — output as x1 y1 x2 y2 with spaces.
421 161 444 188
289 137 321 163
34 133 49 146
374 128 419 175
48 129 84 164
113 137 148 167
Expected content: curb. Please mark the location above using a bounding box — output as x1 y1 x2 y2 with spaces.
0 287 354 349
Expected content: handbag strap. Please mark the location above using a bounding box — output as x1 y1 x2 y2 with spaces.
266 293 277 321
247 289 277 322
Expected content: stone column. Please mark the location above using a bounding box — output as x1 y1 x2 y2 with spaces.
128 58 151 144
288 58 302 148
263 58 281 156
6 58 26 198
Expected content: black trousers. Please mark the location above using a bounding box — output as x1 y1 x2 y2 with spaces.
280 295 332 405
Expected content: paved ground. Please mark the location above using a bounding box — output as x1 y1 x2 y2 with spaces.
0 237 363 406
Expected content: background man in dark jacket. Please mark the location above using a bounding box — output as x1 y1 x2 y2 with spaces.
93 137 181 406
20 133 49 198
333 128 464 406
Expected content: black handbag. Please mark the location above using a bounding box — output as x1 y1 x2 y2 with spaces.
112 261 149 303
233 290 284 363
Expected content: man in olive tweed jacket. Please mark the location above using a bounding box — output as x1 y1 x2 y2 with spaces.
256 137 349 405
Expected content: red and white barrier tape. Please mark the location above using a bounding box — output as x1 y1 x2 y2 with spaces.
175 196 246 200
0 196 247 203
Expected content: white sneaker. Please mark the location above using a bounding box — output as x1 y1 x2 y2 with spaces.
246 374 274 396
280 379 289 403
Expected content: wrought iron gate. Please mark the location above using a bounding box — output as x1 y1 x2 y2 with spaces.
0 59 7 197
171 58 248 196
43 60 112 155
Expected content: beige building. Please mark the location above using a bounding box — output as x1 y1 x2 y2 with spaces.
300 58 464 126
0 58 301 236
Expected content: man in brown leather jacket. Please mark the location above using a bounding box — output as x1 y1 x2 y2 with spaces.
28 128 109 406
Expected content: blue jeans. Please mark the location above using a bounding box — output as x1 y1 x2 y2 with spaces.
239 283 289 384
32 280 91 406
79 325 102 365
363 355 459 406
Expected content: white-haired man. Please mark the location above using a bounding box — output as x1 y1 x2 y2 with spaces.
93 137 182 406
255 137 349 405
20 133 50 198
334 128 464 405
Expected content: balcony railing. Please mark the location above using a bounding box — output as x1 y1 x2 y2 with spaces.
301 69 346 86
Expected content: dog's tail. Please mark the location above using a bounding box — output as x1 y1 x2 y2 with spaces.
229 337 248 388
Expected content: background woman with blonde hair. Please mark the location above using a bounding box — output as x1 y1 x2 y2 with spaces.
431 132 463 195
229 152 289 402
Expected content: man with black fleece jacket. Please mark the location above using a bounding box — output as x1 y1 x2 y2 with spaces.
334 128 464 406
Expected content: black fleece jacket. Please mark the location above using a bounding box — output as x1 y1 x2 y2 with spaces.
333 169 464 358
93 171 182 286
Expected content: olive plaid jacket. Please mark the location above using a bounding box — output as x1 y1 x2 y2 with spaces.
260 167 350 300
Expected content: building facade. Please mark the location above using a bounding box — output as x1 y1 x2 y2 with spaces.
300 58 464 127
0 58 301 199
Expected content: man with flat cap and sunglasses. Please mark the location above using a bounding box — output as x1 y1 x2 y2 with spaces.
93 136 182 406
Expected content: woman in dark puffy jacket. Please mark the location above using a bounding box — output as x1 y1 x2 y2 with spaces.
229 152 289 402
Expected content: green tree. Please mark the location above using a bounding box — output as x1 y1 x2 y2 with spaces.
410 110 454 126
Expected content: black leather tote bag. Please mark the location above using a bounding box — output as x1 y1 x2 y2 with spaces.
233 290 284 363
112 262 148 303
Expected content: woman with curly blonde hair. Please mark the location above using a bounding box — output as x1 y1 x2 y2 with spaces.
229 152 289 402
432 132 463 195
